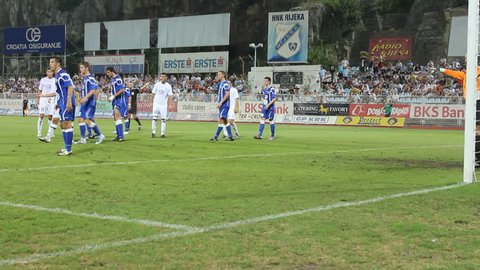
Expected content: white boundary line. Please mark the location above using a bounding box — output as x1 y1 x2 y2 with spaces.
0 145 462 173
0 182 470 266
0 201 198 231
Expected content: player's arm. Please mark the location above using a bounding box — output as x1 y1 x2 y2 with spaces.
109 88 125 101
217 91 230 109
81 86 98 104
439 68 465 81
235 97 240 113
140 83 150 92
67 85 74 111
265 89 277 109
36 89 42 104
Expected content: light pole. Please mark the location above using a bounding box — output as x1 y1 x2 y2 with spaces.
249 43 263 92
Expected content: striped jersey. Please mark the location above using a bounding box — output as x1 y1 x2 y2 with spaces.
55 68 75 108
82 74 98 107
217 80 230 108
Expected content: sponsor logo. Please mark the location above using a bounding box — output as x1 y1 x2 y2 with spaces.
336 116 405 127
343 116 353 124
349 104 410 117
294 103 348 116
387 118 398 125
411 105 464 119
26 27 41 42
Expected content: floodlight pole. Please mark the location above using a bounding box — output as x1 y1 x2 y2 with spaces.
249 43 263 92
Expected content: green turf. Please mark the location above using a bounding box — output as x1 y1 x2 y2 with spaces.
0 116 478 269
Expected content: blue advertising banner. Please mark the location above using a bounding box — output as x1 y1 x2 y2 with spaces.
267 11 308 63
3 25 65 54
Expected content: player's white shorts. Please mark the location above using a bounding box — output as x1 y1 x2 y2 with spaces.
38 97 56 115
152 106 168 119
227 109 236 120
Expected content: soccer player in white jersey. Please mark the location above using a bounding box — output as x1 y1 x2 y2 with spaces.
151 73 173 138
36 69 56 138
223 75 240 138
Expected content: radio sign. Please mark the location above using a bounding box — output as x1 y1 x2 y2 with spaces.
369 37 413 60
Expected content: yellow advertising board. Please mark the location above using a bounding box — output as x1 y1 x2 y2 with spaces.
336 116 405 127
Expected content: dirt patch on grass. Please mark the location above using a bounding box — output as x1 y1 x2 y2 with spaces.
367 158 462 170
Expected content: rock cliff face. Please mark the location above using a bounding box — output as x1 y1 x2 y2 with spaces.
0 0 468 72
307 0 467 65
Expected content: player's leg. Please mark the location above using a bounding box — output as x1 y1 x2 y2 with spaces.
86 120 93 138
75 106 88 144
37 112 45 137
160 107 168 138
113 106 124 141
133 113 142 130
151 106 158 138
40 107 59 142
254 109 267 139
125 113 131 133
268 109 276 140
47 114 53 133
227 110 239 138
74 118 87 144
224 117 234 140
211 109 227 141
58 107 74 155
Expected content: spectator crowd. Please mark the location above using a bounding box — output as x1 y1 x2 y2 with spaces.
0 57 468 104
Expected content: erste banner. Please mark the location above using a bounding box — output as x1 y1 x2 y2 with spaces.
160 52 229 74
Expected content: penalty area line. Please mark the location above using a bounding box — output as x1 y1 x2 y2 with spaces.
0 182 469 266
0 201 198 231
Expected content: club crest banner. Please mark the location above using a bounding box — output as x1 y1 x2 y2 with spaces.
268 11 308 63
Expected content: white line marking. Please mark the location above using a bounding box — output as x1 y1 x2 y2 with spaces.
0 182 469 266
0 145 462 173
0 201 197 231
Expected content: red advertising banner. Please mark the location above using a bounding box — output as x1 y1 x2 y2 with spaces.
409 105 464 119
349 104 411 118
369 37 413 60
137 100 177 113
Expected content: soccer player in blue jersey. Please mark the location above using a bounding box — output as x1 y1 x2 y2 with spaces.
106 67 128 142
210 71 234 142
254 77 277 140
48 57 75 155
74 62 105 145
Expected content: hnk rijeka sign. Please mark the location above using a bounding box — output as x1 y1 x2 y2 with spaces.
267 11 308 63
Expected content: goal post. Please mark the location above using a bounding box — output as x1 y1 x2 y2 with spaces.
463 0 479 183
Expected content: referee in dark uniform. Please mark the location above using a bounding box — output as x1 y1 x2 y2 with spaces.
126 82 145 131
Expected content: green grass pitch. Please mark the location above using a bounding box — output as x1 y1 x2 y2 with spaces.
0 116 479 269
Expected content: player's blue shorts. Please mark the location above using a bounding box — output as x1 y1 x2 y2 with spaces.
262 107 275 121
79 105 96 119
218 106 229 119
114 104 128 118
59 105 76 121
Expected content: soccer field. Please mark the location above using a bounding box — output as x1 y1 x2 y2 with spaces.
0 116 478 269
